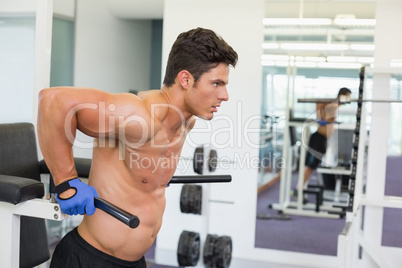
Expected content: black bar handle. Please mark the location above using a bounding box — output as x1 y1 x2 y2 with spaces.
169 175 232 184
92 175 231 227
94 197 140 229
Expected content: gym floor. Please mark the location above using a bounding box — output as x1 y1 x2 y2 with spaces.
255 155 402 254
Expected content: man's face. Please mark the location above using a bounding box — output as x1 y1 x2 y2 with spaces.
185 63 230 120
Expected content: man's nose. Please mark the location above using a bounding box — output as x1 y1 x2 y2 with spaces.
219 87 229 101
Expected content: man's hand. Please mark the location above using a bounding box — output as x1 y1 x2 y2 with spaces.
55 178 99 215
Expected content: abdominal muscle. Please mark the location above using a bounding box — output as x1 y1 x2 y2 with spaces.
77 145 168 262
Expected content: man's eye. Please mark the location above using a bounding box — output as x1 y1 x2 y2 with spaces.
213 83 218 87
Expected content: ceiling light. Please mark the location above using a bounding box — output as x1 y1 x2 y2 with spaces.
261 60 275 66
262 55 289 61
295 56 327 62
263 18 332 26
350 44 375 51
317 62 362 69
304 56 326 62
334 18 376 26
262 43 279 49
295 62 318 68
274 61 292 67
262 42 374 52
327 56 357 63
280 43 349 51
357 57 374 64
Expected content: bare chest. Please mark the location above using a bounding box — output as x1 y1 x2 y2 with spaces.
124 126 187 186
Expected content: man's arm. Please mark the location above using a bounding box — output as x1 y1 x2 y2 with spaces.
316 103 326 121
315 102 339 124
37 87 151 187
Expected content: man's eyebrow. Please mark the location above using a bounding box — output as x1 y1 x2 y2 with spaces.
213 79 227 85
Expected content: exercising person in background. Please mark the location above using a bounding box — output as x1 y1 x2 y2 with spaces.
292 87 352 198
38 28 238 267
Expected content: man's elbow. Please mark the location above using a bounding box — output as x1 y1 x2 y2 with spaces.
38 88 60 114
39 88 52 102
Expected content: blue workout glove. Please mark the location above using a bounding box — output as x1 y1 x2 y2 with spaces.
317 119 328 126
54 178 99 216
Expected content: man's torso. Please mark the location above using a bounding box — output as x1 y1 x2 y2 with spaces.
78 92 189 261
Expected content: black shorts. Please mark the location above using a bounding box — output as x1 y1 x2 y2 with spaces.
305 131 327 169
50 227 146 268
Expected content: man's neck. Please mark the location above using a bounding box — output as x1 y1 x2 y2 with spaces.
160 86 193 130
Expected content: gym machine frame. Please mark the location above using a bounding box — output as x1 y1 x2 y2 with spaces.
0 193 67 268
269 116 346 218
0 174 231 268
337 65 402 268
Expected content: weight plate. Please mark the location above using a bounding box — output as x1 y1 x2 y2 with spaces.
177 231 201 266
203 234 218 267
180 184 202 215
193 146 204 175
208 149 218 172
213 236 232 268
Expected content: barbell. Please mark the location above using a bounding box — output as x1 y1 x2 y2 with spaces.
94 174 232 228
297 98 402 104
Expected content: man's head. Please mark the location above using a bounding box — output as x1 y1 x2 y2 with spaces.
163 27 238 87
337 87 352 98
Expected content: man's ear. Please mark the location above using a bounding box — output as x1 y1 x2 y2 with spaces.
177 70 194 89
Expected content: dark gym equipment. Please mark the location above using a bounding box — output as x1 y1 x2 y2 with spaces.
208 149 218 172
94 197 140 228
180 184 202 215
193 146 219 174
92 174 231 228
214 236 233 268
193 146 204 174
345 66 365 212
170 175 232 184
177 230 201 266
203 234 233 268
203 234 219 267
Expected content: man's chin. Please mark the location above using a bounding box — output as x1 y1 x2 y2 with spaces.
197 113 214 120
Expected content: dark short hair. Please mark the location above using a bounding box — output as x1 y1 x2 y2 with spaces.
337 87 351 98
163 27 238 87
